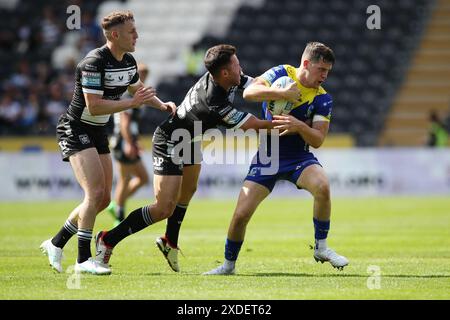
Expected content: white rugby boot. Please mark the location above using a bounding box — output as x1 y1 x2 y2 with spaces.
40 239 63 273
155 237 180 272
314 247 349 270
94 231 114 267
203 264 235 275
74 257 111 275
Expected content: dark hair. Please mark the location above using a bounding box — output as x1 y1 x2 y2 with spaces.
303 42 335 64
101 11 134 30
204 44 236 76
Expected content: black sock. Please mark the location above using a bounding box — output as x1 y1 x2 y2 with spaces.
104 205 153 247
52 219 78 248
165 204 187 247
77 228 92 263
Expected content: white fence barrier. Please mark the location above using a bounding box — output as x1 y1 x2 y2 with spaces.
0 149 449 201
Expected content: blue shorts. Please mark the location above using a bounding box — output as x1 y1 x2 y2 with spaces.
245 153 321 192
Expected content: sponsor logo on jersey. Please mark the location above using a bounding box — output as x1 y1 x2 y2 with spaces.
222 109 245 125
104 68 137 87
153 156 164 169
84 64 98 71
81 71 101 87
217 105 233 117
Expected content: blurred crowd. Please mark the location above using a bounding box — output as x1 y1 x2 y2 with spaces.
0 0 105 135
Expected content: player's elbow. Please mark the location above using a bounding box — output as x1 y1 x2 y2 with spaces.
310 138 325 149
310 142 323 149
86 98 106 115
86 104 101 116
84 94 103 115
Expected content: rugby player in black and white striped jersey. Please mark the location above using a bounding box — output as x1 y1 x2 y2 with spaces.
40 11 176 275
95 44 278 274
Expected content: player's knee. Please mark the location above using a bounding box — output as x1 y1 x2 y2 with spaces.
87 187 106 207
234 209 252 226
314 180 330 200
152 200 177 219
137 173 150 188
139 173 149 186
120 177 132 186
98 194 111 212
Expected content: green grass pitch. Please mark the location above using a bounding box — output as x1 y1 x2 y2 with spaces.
0 197 449 299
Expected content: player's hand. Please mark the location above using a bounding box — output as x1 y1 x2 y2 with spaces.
132 86 156 107
282 82 301 103
159 101 177 116
272 115 307 136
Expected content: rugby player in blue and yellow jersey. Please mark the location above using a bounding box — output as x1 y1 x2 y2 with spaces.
204 42 349 275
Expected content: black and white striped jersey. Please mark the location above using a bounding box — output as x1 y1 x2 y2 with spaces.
158 72 253 139
67 45 140 126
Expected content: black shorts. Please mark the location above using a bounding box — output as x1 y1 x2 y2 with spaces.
56 113 110 162
111 135 141 164
152 127 202 175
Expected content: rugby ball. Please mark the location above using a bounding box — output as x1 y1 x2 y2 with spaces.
267 76 296 115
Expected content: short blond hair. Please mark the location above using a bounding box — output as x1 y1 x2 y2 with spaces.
101 11 134 41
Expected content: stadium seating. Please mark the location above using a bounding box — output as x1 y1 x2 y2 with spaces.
155 0 433 146
0 0 439 147
0 0 107 135
95 0 258 86
379 0 450 146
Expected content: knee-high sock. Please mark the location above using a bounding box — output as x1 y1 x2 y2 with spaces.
103 205 153 247
77 228 92 263
52 219 77 249
313 218 330 250
165 204 187 247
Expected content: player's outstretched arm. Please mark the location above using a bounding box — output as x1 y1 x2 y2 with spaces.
84 87 176 116
127 79 145 96
84 87 156 115
272 115 329 148
143 96 177 116
239 114 275 132
128 80 176 115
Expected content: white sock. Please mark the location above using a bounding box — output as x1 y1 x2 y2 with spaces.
224 259 235 270
315 239 327 251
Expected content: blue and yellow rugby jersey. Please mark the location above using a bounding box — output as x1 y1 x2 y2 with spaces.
260 64 332 159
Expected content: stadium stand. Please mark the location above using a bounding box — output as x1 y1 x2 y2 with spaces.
379 0 450 146
0 0 443 148
0 0 107 136
155 0 435 146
